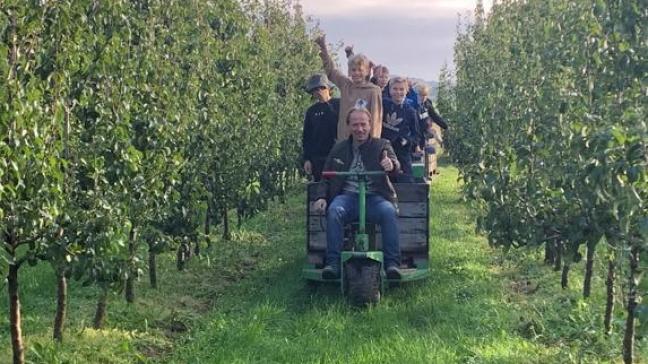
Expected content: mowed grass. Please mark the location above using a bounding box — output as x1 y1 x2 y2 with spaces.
168 163 646 364
2 163 646 363
170 164 542 363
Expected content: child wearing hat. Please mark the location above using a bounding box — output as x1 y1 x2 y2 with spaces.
302 73 340 181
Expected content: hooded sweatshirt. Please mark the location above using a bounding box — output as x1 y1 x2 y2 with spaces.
302 98 340 162
320 51 383 141
381 98 418 154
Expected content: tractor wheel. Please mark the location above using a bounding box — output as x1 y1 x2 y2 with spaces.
345 260 381 306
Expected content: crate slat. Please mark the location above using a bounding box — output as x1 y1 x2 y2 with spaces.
308 231 427 253
307 182 429 203
308 216 427 234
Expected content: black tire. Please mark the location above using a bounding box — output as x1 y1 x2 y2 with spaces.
345 260 381 306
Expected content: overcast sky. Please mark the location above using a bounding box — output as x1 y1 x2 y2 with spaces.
299 0 492 82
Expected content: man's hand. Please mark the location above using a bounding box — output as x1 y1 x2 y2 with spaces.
314 198 327 213
380 150 394 172
304 160 312 175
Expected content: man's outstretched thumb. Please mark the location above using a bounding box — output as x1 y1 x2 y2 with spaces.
382 150 389 160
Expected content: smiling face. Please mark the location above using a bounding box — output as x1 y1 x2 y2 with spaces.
374 66 390 89
347 54 371 84
389 80 408 105
376 72 390 88
347 109 371 142
349 63 369 84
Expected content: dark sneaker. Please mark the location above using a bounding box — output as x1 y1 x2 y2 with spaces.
385 265 402 280
322 265 340 279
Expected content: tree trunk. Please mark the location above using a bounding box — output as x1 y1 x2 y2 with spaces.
561 262 570 289
176 241 187 271
279 172 286 203
6 15 24 364
148 245 157 289
53 269 68 342
125 227 136 303
194 238 201 256
604 258 615 335
204 205 212 250
553 240 562 272
544 240 555 265
8 264 24 364
222 206 231 240
583 241 595 298
93 288 108 329
622 246 640 364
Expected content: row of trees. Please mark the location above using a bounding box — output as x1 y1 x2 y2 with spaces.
438 0 646 362
1 1 319 363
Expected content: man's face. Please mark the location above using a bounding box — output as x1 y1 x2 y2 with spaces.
349 64 369 84
348 111 371 142
390 82 407 104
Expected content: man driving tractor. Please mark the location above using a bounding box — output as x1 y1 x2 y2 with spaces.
313 101 403 280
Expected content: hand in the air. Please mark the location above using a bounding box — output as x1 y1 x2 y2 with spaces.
344 45 354 58
304 160 312 175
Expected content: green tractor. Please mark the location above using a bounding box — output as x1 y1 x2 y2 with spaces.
303 170 430 306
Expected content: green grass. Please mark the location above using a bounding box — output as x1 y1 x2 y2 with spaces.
2 163 646 363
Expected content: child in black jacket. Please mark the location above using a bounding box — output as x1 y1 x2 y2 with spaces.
302 73 340 181
381 76 418 183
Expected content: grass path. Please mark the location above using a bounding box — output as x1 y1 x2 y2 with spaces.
167 165 587 363
2 164 645 363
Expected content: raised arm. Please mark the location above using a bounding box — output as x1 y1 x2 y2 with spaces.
314 34 348 87
424 99 448 130
369 88 383 138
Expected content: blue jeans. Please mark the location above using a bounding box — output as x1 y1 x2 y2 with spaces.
326 192 400 268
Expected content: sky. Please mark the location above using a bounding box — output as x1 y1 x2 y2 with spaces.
299 0 493 82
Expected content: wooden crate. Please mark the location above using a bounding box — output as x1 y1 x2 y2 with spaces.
306 183 429 266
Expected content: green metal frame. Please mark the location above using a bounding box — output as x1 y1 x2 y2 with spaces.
303 170 430 289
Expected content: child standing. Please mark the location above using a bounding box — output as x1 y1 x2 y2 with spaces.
413 82 448 146
382 76 418 183
315 35 382 141
302 73 340 181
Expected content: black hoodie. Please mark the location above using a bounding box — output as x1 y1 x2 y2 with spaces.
302 98 340 162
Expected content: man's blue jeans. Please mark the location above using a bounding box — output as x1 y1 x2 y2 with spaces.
326 192 400 268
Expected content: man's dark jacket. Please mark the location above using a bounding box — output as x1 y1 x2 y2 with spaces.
315 137 401 203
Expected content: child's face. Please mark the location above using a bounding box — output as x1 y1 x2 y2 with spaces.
376 72 390 88
390 82 407 104
349 63 369 84
311 86 330 102
417 92 428 105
